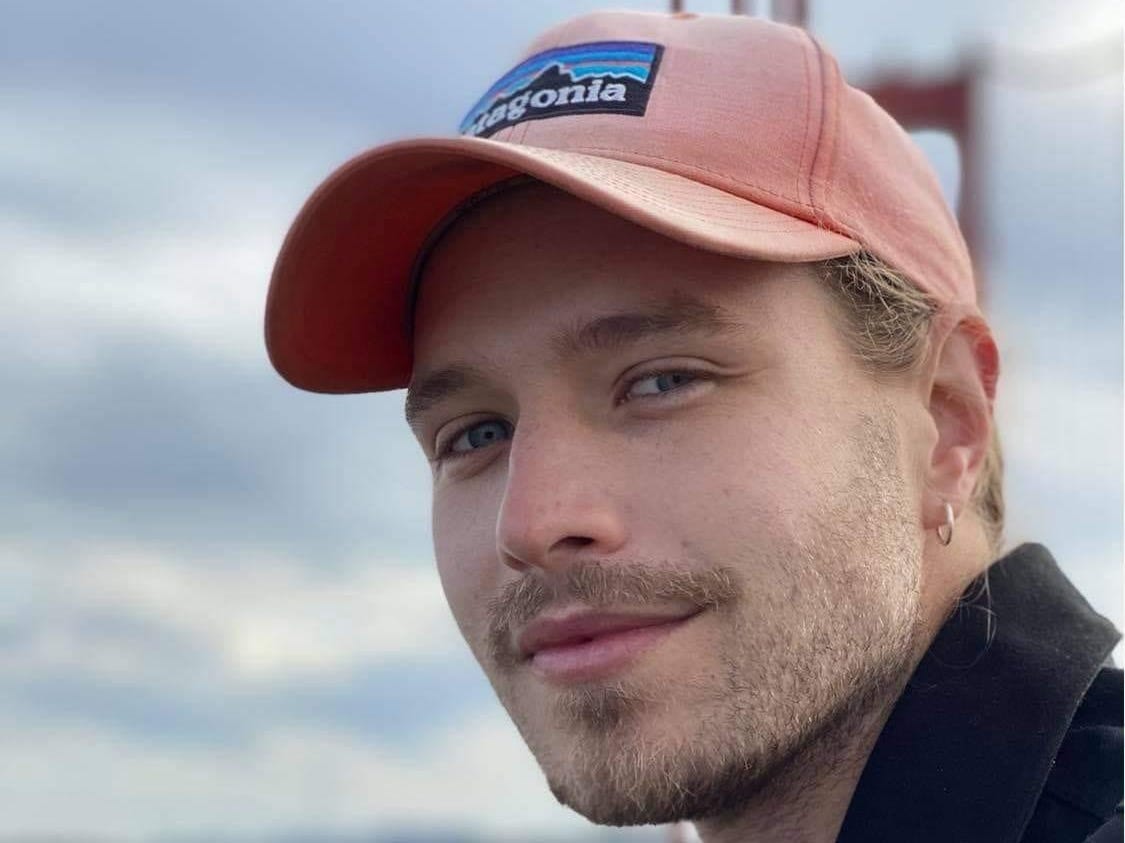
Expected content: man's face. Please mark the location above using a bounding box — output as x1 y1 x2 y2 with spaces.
408 183 933 824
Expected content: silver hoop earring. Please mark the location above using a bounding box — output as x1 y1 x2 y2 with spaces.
936 501 955 546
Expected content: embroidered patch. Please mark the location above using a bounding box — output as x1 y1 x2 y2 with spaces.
459 41 664 138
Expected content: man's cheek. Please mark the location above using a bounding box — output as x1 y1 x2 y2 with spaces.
435 563 495 661
434 492 498 566
434 538 498 648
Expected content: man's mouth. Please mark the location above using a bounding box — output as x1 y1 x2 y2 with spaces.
515 608 703 684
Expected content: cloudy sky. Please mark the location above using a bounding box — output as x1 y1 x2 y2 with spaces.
1 1 1121 840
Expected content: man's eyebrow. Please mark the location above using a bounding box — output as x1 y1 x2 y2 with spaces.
405 364 490 434
546 294 743 360
404 295 744 432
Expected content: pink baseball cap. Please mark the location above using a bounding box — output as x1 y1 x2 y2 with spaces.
266 10 980 394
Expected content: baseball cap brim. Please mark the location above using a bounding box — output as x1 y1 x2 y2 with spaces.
265 136 862 394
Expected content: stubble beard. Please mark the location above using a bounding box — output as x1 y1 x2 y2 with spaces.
483 412 925 827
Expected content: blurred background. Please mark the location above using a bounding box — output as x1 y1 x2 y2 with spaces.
1 1 1121 841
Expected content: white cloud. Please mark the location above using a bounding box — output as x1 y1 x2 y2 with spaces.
0 712 641 841
0 540 460 684
4 212 277 363
991 313 1122 635
0 86 313 365
998 361 1121 497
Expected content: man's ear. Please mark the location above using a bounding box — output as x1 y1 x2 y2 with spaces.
921 315 999 532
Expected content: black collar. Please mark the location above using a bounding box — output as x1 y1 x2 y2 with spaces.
839 543 1121 842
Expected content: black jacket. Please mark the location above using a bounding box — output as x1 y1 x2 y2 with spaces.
839 544 1122 842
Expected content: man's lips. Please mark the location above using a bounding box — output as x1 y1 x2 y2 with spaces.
514 608 703 683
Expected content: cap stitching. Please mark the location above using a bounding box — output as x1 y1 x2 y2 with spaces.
795 34 815 209
820 43 841 227
805 34 850 237
545 144 820 214
530 158 824 228
805 32 830 222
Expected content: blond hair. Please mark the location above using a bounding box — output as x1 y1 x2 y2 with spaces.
819 252 1004 554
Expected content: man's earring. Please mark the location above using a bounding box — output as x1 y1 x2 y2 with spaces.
936 501 955 546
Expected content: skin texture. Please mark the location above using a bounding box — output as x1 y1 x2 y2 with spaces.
407 183 995 842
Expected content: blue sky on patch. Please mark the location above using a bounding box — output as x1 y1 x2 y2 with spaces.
1 0 1120 840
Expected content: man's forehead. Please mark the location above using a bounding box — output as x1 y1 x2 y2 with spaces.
411 182 644 309
409 182 811 340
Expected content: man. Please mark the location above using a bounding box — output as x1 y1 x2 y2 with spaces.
264 11 1122 842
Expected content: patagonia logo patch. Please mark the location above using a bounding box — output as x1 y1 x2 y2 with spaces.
459 41 664 138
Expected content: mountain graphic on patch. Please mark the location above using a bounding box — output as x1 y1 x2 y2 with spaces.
460 41 664 138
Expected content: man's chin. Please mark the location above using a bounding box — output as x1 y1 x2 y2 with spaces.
549 779 688 827
505 681 712 824
541 730 778 828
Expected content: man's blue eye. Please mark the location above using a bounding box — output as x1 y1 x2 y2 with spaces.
448 420 511 456
627 371 697 399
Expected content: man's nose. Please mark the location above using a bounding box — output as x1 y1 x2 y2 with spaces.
495 418 628 574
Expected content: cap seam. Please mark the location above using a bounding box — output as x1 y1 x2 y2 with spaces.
806 33 841 230
822 53 842 227
795 31 817 209
806 31 829 222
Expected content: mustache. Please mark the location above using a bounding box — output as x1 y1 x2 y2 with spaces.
486 559 740 666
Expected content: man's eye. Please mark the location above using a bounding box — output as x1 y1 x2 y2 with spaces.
623 371 700 402
440 419 512 459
